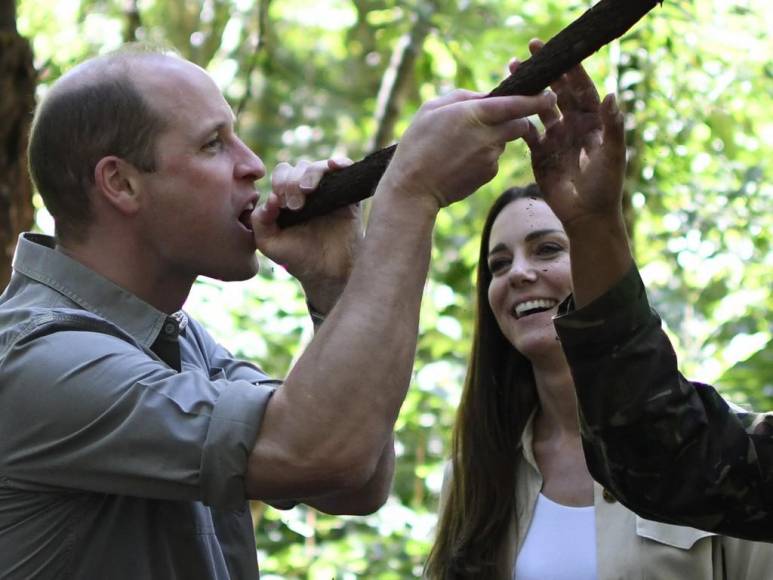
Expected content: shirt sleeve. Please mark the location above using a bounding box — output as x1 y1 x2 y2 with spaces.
0 313 274 510
184 317 297 510
553 265 773 541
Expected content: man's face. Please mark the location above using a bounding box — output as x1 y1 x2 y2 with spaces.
132 57 266 283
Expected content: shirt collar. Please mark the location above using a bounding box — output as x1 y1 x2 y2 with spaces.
13 233 183 347
519 409 540 471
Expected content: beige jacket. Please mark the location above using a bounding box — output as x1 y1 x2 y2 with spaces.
440 414 773 579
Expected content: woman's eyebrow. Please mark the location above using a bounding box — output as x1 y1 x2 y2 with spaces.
488 242 508 257
524 228 564 242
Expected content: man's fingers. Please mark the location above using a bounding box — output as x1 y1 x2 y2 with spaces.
528 38 545 53
273 156 354 213
525 42 561 129
422 88 485 112
285 162 311 210
271 162 292 208
253 191 281 233
496 118 531 143
474 92 557 128
327 157 354 171
507 58 520 76
297 160 331 192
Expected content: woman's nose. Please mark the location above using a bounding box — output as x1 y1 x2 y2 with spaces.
507 257 538 286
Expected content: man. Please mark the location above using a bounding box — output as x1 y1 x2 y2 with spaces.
0 46 557 578
521 39 773 541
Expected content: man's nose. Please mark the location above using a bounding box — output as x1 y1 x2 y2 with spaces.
235 139 266 181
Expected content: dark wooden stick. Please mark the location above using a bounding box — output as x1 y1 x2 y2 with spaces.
277 0 661 228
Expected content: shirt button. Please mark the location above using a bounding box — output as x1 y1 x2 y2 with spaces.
602 488 617 503
163 322 177 336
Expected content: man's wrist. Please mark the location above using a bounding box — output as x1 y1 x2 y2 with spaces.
375 166 443 225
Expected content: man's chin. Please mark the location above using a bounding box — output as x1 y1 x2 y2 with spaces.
204 259 259 282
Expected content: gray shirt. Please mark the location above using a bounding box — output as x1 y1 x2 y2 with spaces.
0 233 281 579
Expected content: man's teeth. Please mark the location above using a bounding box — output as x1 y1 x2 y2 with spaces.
239 207 254 229
514 299 558 318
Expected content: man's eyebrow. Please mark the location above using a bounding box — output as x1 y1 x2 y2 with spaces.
196 119 233 140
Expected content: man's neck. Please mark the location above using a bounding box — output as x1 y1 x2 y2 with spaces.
56 237 193 314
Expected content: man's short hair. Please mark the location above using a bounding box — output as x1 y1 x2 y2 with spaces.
28 48 170 242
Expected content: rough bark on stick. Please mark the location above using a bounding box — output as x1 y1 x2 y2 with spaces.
277 0 661 228
0 0 36 289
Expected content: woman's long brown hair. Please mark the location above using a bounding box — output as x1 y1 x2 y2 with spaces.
425 185 543 579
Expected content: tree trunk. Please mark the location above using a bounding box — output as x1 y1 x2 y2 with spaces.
123 0 142 43
0 0 36 289
235 0 272 122
276 0 662 228
368 7 433 153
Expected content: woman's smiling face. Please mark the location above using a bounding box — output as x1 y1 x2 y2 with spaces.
486 197 572 359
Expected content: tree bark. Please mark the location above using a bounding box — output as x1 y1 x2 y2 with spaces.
368 6 433 153
123 0 142 43
0 0 36 289
235 0 272 122
277 0 662 228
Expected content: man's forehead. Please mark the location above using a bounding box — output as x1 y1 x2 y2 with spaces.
131 58 232 126
130 55 205 93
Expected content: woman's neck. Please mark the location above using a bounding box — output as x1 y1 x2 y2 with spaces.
531 351 579 439
530 353 594 506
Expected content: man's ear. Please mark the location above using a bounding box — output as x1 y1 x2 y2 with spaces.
94 156 143 215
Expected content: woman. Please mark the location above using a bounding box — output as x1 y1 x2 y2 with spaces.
424 184 773 579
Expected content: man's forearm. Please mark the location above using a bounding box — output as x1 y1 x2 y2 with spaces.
247 183 437 499
302 437 395 515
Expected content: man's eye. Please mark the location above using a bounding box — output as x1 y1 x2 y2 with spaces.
203 137 223 151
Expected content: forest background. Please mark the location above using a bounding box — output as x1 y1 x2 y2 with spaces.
2 0 771 577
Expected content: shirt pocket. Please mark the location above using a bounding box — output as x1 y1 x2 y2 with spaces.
635 516 716 549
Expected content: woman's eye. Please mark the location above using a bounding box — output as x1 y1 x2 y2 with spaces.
488 258 510 275
536 243 564 256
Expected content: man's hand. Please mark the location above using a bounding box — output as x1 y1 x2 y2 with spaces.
251 158 362 313
522 39 626 233
380 88 558 215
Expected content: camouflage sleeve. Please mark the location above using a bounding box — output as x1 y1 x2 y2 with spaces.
554 265 773 541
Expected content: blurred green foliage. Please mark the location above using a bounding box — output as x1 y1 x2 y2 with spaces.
18 0 772 576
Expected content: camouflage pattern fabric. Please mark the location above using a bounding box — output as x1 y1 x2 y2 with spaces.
554 265 773 542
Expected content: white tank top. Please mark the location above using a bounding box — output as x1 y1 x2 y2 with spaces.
513 493 597 580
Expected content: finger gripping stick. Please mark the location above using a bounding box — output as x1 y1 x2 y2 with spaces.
276 0 662 228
